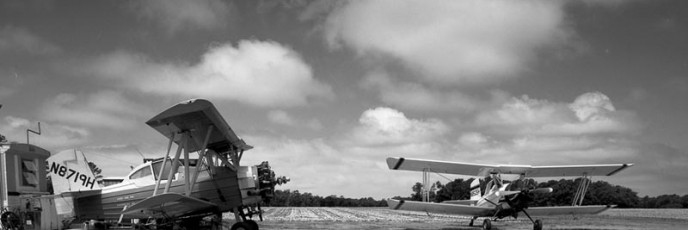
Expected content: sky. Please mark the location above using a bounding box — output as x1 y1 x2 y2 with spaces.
1 0 687 199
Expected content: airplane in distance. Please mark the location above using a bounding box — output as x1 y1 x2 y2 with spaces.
385 157 632 230
48 99 287 230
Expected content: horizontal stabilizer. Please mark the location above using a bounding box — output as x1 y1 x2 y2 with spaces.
387 157 632 177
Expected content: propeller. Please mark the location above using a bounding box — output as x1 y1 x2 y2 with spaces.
530 187 553 194
496 187 553 197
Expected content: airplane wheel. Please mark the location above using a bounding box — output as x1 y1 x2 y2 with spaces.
230 222 254 230
245 219 259 230
534 219 542 230
482 219 492 230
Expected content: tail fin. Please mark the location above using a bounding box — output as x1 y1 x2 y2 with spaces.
47 149 102 194
469 178 481 201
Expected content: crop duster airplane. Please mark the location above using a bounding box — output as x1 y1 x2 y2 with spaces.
48 99 287 230
386 157 632 230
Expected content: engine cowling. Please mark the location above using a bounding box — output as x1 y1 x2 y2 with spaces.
255 161 289 204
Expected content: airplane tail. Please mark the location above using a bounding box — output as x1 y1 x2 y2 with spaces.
47 149 102 194
469 178 481 200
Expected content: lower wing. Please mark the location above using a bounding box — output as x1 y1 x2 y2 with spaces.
527 205 616 216
122 193 219 218
387 199 494 217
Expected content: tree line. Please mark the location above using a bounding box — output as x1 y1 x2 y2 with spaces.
391 178 688 209
266 189 387 207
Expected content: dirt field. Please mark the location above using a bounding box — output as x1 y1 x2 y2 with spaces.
224 207 688 230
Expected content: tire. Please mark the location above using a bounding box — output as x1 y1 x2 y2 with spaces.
482 219 492 230
534 219 543 230
230 222 254 230
1 212 22 230
244 219 259 230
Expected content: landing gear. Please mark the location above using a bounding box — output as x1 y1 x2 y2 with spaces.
230 222 253 230
230 206 261 230
520 208 542 230
533 219 542 230
230 219 259 230
469 216 478 226
482 219 492 230
244 219 259 230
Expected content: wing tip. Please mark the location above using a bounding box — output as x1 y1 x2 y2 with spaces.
387 157 405 170
606 163 633 176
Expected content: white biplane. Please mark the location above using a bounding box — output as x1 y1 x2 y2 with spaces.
386 157 632 230
48 99 286 230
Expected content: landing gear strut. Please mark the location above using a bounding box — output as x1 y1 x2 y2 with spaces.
521 209 542 230
230 206 262 230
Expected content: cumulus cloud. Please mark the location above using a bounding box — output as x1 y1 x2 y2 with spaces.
476 92 640 136
268 110 296 126
38 91 150 130
1 116 89 149
361 71 514 113
267 110 323 130
454 92 643 164
349 107 449 145
79 40 332 107
0 26 61 56
361 71 481 111
132 0 234 33
320 0 576 84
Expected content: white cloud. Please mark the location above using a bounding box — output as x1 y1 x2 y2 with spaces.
0 26 60 55
38 91 150 130
476 92 640 136
456 92 643 164
268 110 296 126
132 0 234 33
1 116 89 149
349 107 449 145
268 110 324 130
458 132 491 149
80 40 333 107
361 71 481 111
321 0 575 84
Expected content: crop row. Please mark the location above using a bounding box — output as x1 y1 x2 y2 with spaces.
260 207 471 222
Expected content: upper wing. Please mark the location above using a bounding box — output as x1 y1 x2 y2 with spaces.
146 99 252 153
527 205 615 216
387 157 632 177
122 193 219 219
387 199 494 216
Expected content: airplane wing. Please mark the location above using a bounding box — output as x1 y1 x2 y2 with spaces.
526 205 615 216
146 99 252 153
122 193 219 219
387 199 494 217
387 157 632 177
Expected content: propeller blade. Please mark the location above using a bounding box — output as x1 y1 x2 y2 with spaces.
531 187 553 193
496 191 521 197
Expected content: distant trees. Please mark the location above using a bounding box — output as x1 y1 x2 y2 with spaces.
434 178 473 202
638 194 688 208
267 190 387 207
530 179 639 208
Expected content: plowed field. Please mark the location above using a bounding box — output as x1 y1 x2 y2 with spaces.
224 207 688 229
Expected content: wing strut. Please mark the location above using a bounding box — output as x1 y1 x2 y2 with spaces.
422 169 430 202
153 132 176 196
571 173 591 206
190 126 214 192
